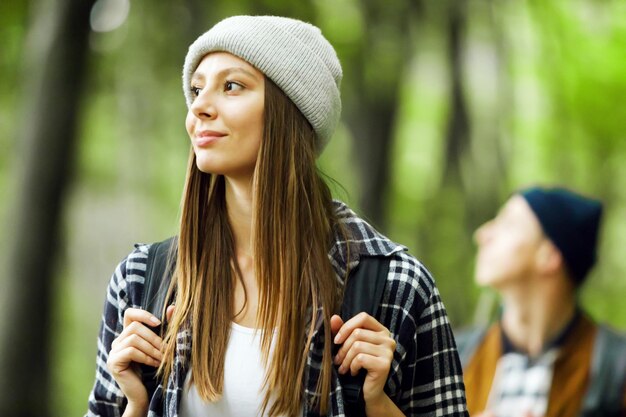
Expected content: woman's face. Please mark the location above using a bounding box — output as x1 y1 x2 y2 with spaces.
186 52 265 179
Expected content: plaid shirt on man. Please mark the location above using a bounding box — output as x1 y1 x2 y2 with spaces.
86 201 468 417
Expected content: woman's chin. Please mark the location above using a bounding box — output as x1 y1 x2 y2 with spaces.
194 158 224 175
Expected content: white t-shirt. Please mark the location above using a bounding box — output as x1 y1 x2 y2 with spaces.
179 322 278 417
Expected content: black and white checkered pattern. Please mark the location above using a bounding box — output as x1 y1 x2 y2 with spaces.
487 349 558 417
86 201 468 417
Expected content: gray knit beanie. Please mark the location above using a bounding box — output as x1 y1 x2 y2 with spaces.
182 15 343 151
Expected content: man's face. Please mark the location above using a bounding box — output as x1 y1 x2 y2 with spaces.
474 195 546 289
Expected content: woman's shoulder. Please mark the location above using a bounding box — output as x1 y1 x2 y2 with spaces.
127 242 151 274
107 242 153 306
331 200 406 258
331 200 437 305
385 249 437 307
120 242 151 282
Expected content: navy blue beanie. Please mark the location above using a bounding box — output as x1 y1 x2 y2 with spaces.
520 187 603 286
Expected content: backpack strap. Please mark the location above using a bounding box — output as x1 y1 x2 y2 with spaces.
140 236 177 398
579 324 626 417
338 255 391 417
142 236 177 320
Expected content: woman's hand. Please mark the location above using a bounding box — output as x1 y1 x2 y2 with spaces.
331 312 398 412
107 308 163 414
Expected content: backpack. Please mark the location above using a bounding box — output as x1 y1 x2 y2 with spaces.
140 237 391 416
456 323 626 417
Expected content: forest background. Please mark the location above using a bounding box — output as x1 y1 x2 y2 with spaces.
0 0 625 416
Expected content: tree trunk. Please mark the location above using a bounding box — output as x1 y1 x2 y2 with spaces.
0 0 95 415
344 0 420 229
346 92 398 228
422 0 512 326
443 0 469 186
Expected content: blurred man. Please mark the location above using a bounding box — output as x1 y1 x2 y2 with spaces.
457 186 626 417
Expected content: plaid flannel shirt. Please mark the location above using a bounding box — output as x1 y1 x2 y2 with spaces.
86 201 468 417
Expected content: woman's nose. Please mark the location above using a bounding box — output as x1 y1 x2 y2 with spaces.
190 90 216 119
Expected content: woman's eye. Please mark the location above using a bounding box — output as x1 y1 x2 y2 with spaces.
225 81 243 92
190 86 202 97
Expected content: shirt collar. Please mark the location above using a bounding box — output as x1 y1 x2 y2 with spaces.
500 307 582 356
328 200 406 280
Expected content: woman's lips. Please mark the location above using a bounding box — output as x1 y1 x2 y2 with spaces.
194 130 227 147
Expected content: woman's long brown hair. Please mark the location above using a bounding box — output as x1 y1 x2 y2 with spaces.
158 77 340 416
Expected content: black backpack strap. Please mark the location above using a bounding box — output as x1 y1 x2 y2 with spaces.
141 236 177 320
579 324 626 417
140 236 177 398
338 255 391 416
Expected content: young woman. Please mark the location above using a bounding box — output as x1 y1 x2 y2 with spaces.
86 15 467 417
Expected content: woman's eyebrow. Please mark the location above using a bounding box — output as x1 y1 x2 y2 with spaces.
217 67 259 80
191 66 260 84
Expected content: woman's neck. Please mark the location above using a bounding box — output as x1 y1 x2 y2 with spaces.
224 176 254 257
500 276 576 357
224 175 262 327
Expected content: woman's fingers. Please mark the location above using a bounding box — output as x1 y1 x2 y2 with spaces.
333 312 386 345
110 346 161 371
333 314 396 367
337 340 390 375
114 331 163 363
349 353 389 377
330 311 397 404
108 308 164 376
104 308 164 409
123 307 161 329
105 349 150 409
334 328 386 364
330 314 344 337
117 320 163 352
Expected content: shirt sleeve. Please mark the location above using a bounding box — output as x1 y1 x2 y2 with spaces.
85 245 149 417
381 252 468 416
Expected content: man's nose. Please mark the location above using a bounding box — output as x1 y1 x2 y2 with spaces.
474 221 493 245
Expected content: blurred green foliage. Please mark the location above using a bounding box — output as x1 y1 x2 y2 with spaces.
1 0 625 415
